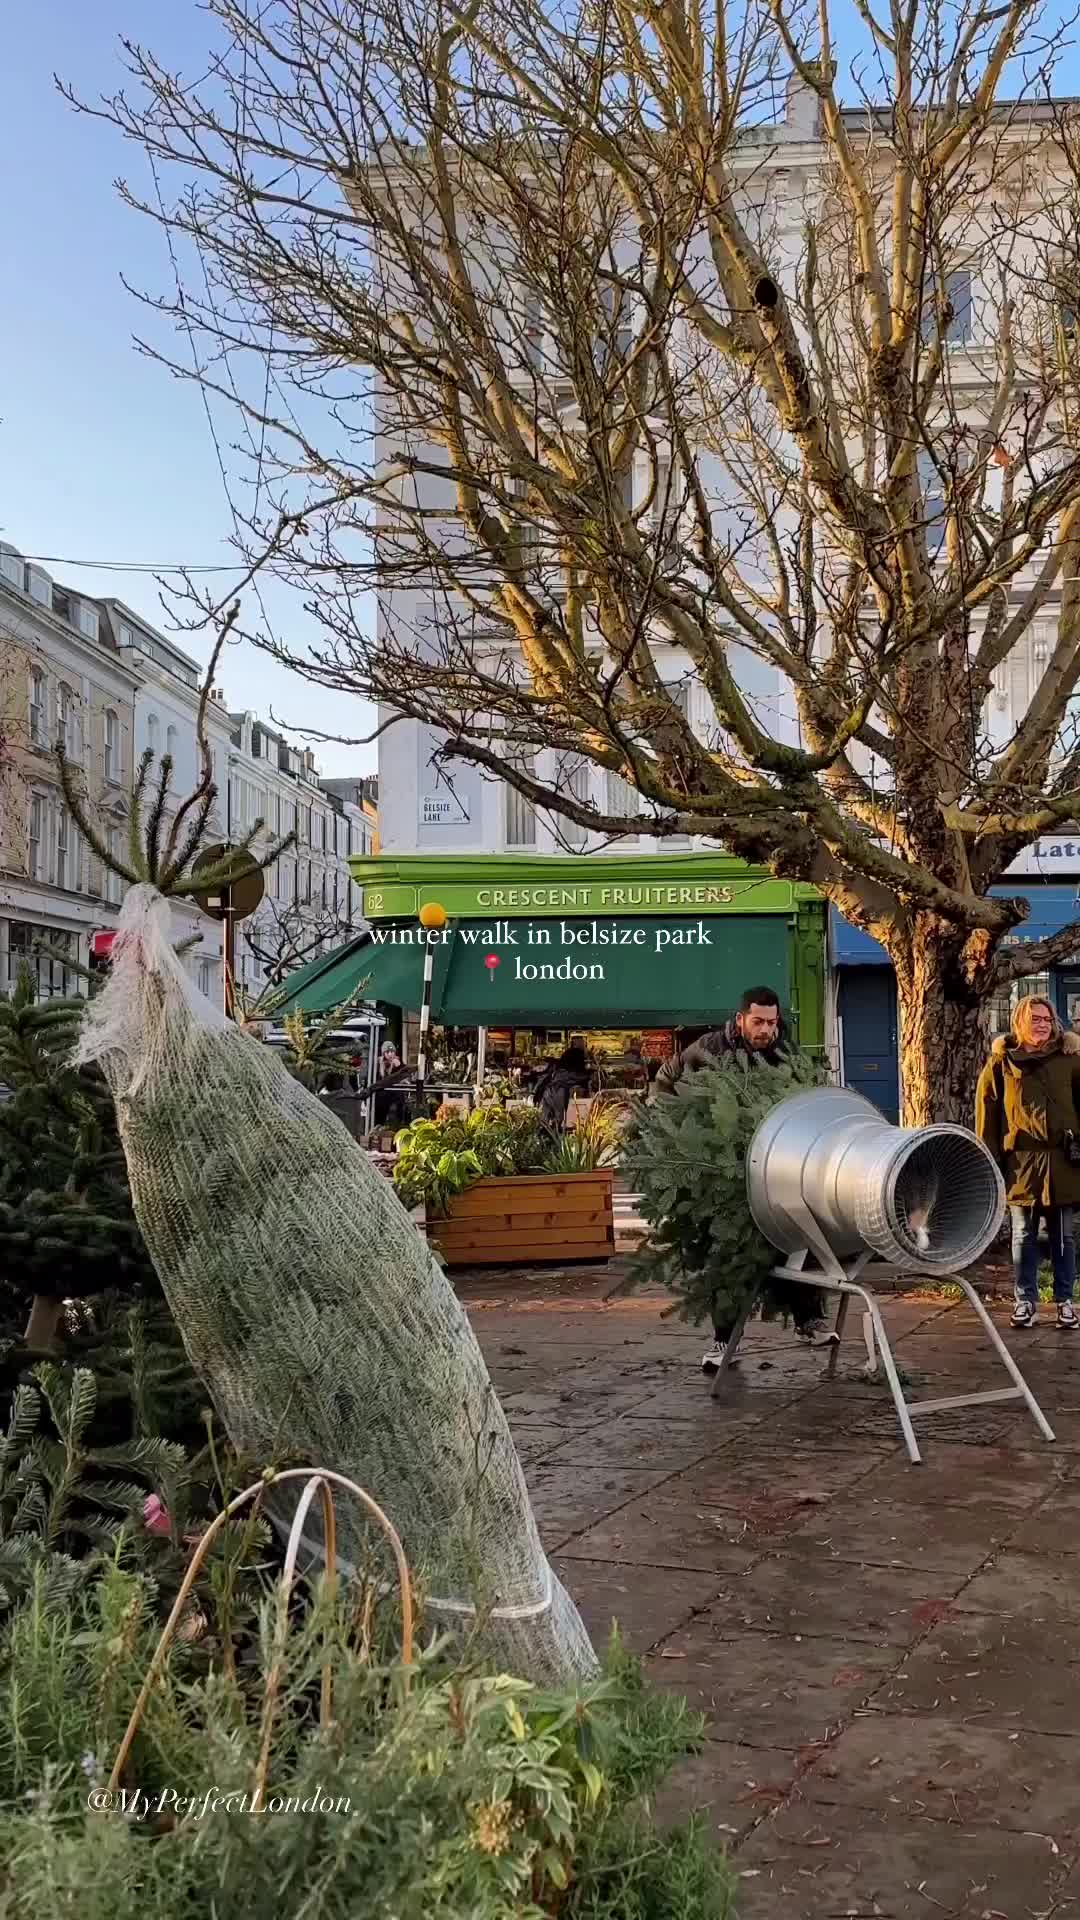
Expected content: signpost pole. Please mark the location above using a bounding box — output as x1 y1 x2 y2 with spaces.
223 886 236 1022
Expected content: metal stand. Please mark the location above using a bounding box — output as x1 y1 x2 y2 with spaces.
711 1250 1055 1465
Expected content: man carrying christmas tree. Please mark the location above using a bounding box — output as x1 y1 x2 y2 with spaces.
654 985 834 1372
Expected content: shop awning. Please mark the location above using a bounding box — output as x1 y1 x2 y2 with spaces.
439 914 787 1025
274 912 791 1026
270 930 432 1018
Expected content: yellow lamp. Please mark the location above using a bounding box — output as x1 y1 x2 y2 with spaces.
418 900 448 930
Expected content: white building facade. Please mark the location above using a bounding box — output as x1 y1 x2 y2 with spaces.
369 80 1070 862
1 546 136 996
2 539 375 1003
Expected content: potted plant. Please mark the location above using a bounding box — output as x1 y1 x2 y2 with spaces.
393 1099 617 1267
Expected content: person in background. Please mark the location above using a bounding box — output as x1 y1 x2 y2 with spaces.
654 984 829 1371
654 985 793 1094
532 1044 591 1132
976 994 1080 1331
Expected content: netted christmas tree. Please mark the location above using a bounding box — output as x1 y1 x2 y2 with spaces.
621 1055 829 1333
0 970 157 1350
57 611 594 1684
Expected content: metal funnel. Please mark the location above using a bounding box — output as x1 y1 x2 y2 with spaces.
747 1086 1004 1273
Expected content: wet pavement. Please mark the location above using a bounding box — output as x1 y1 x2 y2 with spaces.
462 1265 1080 1917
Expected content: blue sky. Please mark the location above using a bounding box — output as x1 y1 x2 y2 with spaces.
2 4 1078 787
0 2 376 775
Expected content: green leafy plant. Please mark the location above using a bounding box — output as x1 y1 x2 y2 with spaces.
541 1094 630 1175
0 973 159 1350
393 1101 555 1215
0 1561 736 1920
622 1055 828 1331
0 1363 187 1618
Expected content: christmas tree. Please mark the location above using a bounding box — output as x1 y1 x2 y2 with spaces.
0 968 156 1350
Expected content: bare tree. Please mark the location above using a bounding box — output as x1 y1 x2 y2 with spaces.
242 896 362 990
67 0 1080 1119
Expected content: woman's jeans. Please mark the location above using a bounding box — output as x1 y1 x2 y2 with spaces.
1010 1204 1077 1306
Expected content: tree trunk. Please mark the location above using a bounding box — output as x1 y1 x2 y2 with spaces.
890 925 993 1129
24 1294 63 1351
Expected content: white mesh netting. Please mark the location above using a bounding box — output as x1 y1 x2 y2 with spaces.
77 886 597 1682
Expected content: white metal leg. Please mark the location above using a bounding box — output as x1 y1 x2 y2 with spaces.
706 1256 1055 1461
954 1275 1056 1442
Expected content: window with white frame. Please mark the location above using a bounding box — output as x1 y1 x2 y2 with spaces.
921 267 973 348
28 793 44 879
651 455 680 559
147 712 160 754
76 601 99 641
57 683 77 759
166 723 179 761
29 669 46 746
597 278 632 372
55 804 69 889
106 829 123 905
504 767 537 847
523 292 545 370
561 760 590 846
916 450 947 557
662 678 692 721
605 769 640 824
105 708 119 782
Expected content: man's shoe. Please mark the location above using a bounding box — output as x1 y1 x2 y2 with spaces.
1058 1301 1078 1330
795 1317 837 1346
701 1341 739 1374
1011 1300 1038 1329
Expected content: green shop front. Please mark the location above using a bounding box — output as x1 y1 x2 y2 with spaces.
281 854 826 1083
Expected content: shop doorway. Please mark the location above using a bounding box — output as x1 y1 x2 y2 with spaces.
1057 972 1080 1035
838 968 900 1124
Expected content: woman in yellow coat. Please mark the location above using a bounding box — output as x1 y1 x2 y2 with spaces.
975 995 1080 1332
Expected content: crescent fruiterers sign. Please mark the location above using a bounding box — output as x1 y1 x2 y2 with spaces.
349 852 809 921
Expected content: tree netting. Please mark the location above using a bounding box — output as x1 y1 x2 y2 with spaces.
76 886 597 1683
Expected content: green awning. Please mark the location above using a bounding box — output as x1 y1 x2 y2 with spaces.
271 931 430 1018
440 914 788 1026
273 912 792 1027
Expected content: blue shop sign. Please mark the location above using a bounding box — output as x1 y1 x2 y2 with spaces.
830 886 1080 967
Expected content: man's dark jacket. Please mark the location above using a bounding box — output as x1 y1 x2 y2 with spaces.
653 1015 792 1096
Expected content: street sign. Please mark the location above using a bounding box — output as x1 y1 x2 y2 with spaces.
191 844 266 922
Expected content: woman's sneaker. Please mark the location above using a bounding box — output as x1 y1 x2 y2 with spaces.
701 1341 739 1373
1057 1302 1078 1331
1011 1300 1038 1329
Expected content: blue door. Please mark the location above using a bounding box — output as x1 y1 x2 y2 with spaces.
839 968 899 1123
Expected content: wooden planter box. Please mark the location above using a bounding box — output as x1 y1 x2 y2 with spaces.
427 1169 615 1268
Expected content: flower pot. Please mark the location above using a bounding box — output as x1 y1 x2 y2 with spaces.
426 1169 615 1268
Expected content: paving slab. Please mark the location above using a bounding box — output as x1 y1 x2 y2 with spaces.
649 1742 804 1841
802 1712 1080 1837
1012 1480 1080 1554
877 1611 1080 1734
734 1803 1072 1917
559 1493 765 1573
953 1547 1080 1620
643 1623 896 1748
538 1417 731 1473
725 1548 954 1646
463 1267 1080 1910
552 1557 729 1652
524 1462 676 1549
797 1494 1024 1576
